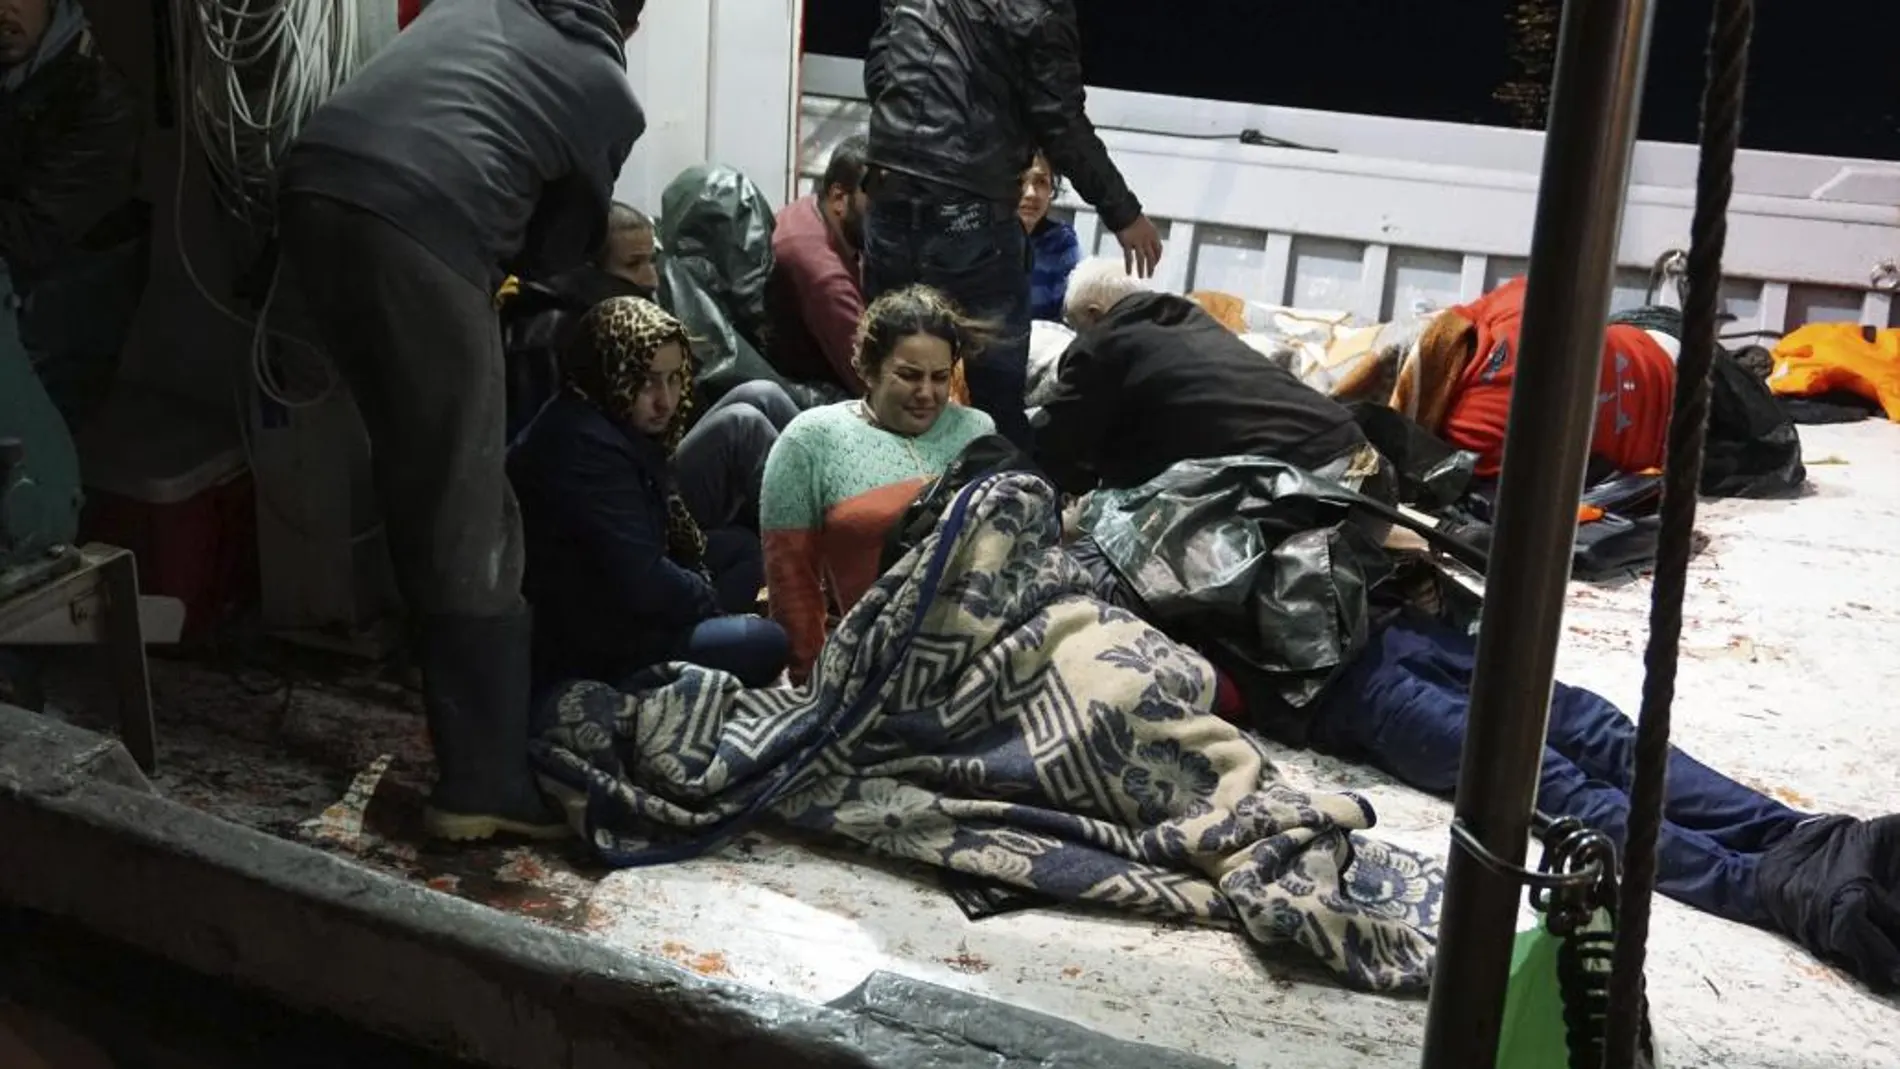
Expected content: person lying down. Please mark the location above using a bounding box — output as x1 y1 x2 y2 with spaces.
520 286 1442 990
1035 261 1898 993
527 277 1895 995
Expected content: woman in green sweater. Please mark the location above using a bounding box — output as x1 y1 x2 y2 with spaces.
761 286 997 682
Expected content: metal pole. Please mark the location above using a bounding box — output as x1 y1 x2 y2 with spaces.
1417 1 1657 1066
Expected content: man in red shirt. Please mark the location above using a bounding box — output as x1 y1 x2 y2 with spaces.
766 136 869 395
1406 276 1677 479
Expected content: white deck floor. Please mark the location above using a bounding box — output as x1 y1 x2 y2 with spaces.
53 420 1897 1067
571 420 1900 1068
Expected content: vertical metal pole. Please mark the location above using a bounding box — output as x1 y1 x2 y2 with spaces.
1417 1 1657 1067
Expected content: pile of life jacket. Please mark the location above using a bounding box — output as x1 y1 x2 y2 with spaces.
1768 322 1900 423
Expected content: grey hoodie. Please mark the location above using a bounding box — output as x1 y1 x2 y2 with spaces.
280 0 644 291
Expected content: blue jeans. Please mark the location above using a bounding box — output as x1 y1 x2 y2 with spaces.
1311 614 1804 927
666 614 787 688
862 197 1032 450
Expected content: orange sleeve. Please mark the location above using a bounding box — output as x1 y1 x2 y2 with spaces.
764 528 828 685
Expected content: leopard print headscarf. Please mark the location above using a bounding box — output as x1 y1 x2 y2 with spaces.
565 297 708 572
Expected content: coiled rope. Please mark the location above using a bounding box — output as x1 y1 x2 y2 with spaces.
1604 0 1755 1062
171 0 386 411
176 0 366 231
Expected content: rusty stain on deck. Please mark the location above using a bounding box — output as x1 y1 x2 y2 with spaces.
943 948 992 975
660 942 733 978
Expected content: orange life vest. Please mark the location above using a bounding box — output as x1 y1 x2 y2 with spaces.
1768 322 1900 421
1441 278 1677 478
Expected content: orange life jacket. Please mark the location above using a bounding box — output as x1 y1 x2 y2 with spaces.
1768 322 1900 421
1441 277 1677 478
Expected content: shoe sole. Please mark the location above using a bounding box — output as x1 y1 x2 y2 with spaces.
424 807 573 843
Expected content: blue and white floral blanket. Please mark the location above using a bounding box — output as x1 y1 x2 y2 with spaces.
532 472 1444 992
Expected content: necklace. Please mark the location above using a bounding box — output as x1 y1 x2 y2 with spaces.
859 400 930 475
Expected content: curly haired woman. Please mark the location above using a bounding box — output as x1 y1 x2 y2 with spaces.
761 286 998 683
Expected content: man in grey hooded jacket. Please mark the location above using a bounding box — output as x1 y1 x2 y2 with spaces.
276 0 649 844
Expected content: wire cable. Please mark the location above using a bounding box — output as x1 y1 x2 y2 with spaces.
166 0 388 549
180 0 363 230
169 0 372 412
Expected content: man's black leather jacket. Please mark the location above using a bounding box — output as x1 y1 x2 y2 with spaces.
0 34 141 291
863 0 1142 233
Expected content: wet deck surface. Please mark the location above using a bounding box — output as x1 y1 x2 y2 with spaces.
38 420 1900 1068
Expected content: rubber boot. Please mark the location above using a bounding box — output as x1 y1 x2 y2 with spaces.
417 611 571 843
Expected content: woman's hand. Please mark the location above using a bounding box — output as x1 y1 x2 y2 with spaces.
1060 493 1089 542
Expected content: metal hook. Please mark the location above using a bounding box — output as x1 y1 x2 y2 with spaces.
1871 258 1900 294
1647 248 1689 304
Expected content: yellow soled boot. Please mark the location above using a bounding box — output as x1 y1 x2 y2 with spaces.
417 610 572 843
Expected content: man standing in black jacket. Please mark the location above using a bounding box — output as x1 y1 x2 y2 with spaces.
1 0 139 292
861 0 1162 449
276 0 649 844
1 0 143 424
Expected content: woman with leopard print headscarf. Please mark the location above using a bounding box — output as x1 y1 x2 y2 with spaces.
509 296 791 698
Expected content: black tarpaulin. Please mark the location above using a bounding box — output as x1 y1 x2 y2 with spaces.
655 164 840 411
1078 456 1396 711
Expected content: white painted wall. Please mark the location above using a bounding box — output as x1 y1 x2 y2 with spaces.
615 0 805 214
800 54 1900 334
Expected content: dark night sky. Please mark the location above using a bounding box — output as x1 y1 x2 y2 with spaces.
804 1 1900 162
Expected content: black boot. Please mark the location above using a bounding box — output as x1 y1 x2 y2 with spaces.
1756 814 1900 992
416 611 570 843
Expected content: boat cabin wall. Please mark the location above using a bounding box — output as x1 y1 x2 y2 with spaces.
798 53 1900 338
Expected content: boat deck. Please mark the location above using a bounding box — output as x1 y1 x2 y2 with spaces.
40 420 1900 1068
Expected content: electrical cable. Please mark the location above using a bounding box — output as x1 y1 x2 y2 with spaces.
166 0 388 548
169 0 369 413
180 0 363 230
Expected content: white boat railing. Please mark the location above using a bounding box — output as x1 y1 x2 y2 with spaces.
798 53 1900 336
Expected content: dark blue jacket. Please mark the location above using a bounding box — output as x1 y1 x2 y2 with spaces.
509 393 719 688
1027 217 1081 322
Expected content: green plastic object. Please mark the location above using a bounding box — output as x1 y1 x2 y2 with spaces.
1496 922 1574 1069
0 263 84 570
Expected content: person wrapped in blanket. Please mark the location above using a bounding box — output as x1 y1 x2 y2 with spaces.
509 296 793 699
1043 265 1900 992
760 285 996 683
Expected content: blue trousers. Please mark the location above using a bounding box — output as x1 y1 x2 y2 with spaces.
862 197 1033 450
1311 614 1804 927
656 526 784 688
668 611 788 689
